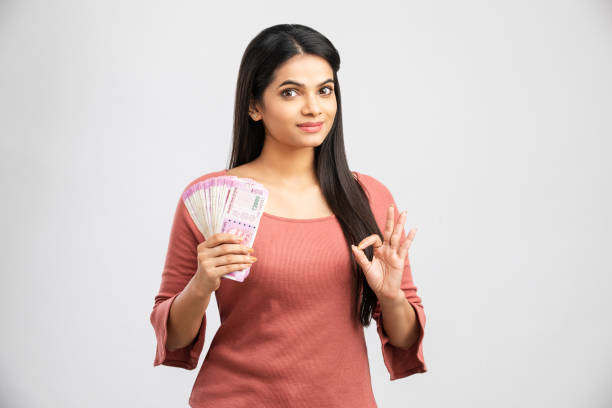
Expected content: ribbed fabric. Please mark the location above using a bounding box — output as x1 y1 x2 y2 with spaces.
150 169 427 407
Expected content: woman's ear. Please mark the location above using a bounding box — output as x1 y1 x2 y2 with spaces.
249 100 262 121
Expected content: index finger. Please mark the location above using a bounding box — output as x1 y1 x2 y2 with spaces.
204 232 243 248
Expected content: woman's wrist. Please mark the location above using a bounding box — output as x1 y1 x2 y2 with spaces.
377 288 405 307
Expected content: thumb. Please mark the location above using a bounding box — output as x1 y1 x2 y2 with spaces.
351 244 372 271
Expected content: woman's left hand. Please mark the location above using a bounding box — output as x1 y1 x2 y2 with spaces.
351 205 417 303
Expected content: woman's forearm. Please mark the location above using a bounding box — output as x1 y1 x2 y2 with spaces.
166 276 213 352
378 289 421 350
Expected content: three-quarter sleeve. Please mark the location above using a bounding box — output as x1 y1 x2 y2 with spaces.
357 171 427 380
150 193 207 370
372 251 427 380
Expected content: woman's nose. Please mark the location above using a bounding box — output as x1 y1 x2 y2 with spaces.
302 93 321 114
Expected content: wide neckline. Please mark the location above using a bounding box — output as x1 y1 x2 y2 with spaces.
221 169 337 223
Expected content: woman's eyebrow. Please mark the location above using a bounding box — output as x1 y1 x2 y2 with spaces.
277 78 334 88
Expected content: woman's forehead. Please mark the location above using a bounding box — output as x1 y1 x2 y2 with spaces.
273 55 333 85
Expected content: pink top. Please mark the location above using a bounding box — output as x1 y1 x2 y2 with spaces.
150 169 427 407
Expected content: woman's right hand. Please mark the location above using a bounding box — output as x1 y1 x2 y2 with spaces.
193 233 256 294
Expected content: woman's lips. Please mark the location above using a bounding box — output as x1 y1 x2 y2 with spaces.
297 122 323 132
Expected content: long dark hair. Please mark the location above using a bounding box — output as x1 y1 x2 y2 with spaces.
228 24 383 327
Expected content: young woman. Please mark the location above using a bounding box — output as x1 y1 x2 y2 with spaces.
150 23 427 407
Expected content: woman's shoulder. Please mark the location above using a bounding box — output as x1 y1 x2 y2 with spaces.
351 170 394 201
180 168 227 194
179 168 393 200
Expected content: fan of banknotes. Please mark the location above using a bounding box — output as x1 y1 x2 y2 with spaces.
181 174 269 282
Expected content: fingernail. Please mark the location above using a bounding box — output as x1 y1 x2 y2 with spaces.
249 256 257 262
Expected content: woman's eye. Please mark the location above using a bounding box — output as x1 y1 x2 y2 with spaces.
281 89 297 97
281 86 334 98
321 86 334 95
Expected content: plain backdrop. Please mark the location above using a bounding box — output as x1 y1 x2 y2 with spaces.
1 0 611 407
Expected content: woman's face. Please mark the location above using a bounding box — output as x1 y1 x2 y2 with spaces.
251 54 337 148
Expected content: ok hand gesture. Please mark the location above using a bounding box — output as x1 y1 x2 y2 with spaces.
351 205 417 303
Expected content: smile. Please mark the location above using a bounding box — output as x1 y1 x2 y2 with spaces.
297 123 323 132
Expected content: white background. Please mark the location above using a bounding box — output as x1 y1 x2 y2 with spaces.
0 0 610 406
